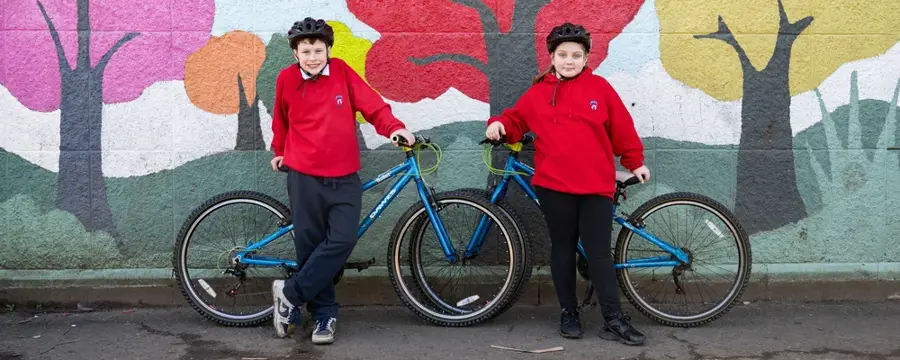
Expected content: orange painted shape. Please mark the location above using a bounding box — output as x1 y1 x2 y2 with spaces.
184 30 267 114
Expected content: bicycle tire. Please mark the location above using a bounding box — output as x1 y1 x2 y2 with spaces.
387 190 527 327
613 191 752 328
172 190 292 327
444 187 535 317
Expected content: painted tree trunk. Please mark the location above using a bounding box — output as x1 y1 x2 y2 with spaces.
56 66 120 243
483 0 552 265
736 12 814 234
695 2 813 234
236 75 265 151
485 30 539 182
486 36 538 116
38 0 137 248
735 58 807 234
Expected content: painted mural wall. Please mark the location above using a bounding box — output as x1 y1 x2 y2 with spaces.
1 0 899 279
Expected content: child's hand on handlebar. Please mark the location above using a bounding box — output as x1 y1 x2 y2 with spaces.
390 129 416 146
486 122 505 140
631 165 650 183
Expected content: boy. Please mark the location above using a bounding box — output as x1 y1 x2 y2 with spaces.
269 17 415 344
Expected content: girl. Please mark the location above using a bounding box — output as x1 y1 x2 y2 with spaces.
485 22 649 346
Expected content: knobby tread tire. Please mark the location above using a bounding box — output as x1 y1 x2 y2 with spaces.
387 190 527 327
448 188 535 316
173 190 291 327
613 191 751 328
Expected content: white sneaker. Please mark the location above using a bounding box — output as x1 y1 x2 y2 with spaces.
311 317 336 344
272 280 298 338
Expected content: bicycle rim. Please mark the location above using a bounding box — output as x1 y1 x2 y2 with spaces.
615 193 751 327
174 192 294 326
389 195 524 326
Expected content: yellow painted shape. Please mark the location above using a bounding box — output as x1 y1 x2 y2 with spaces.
184 30 266 114
657 0 900 101
327 20 374 124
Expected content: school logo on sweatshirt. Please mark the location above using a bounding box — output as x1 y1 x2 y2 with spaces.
335 95 344 108
590 100 598 111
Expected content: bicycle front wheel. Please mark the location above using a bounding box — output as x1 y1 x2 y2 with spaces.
438 187 535 318
614 192 751 328
387 190 527 327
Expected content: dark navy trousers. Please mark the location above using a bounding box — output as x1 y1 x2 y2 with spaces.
283 169 362 321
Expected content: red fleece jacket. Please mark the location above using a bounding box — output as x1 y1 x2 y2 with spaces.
487 68 645 197
271 58 406 177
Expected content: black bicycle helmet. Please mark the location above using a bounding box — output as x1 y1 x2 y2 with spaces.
546 22 591 53
288 17 335 47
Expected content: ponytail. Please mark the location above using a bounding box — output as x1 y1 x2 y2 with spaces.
532 65 555 85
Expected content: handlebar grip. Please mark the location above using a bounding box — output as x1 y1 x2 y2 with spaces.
481 134 534 147
521 133 535 145
393 134 430 147
622 176 641 186
479 137 505 146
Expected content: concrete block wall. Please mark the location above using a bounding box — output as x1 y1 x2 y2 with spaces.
1 0 899 298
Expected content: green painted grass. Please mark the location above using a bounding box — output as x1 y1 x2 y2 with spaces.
2 92 899 272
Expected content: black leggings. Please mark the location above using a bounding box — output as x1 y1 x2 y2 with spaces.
535 186 622 317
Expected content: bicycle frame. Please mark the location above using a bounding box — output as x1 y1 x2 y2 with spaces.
470 144 690 268
235 148 459 268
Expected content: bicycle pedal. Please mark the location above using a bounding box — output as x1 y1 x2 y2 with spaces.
344 258 375 271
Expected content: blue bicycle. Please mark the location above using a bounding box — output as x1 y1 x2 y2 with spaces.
172 135 528 328
448 134 752 327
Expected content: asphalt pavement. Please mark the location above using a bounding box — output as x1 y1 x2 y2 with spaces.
1 301 899 360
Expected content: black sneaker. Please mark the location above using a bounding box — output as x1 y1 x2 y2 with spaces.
599 312 645 346
559 308 583 339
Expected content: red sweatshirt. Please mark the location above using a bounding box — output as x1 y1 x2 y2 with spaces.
487 68 644 198
271 58 407 177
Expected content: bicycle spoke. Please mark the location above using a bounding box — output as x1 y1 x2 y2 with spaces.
615 193 750 327
388 191 527 326
174 192 295 326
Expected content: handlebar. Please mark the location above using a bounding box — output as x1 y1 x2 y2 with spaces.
273 133 435 173
478 133 535 147
391 134 432 149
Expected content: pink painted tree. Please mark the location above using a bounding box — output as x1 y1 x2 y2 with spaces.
2 0 214 245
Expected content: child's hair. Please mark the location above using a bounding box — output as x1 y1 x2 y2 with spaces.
290 36 328 50
532 65 556 85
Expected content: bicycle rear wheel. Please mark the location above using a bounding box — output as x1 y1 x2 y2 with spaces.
172 190 295 327
614 192 751 327
388 190 527 327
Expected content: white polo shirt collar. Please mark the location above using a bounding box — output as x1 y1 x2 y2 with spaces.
302 63 330 80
